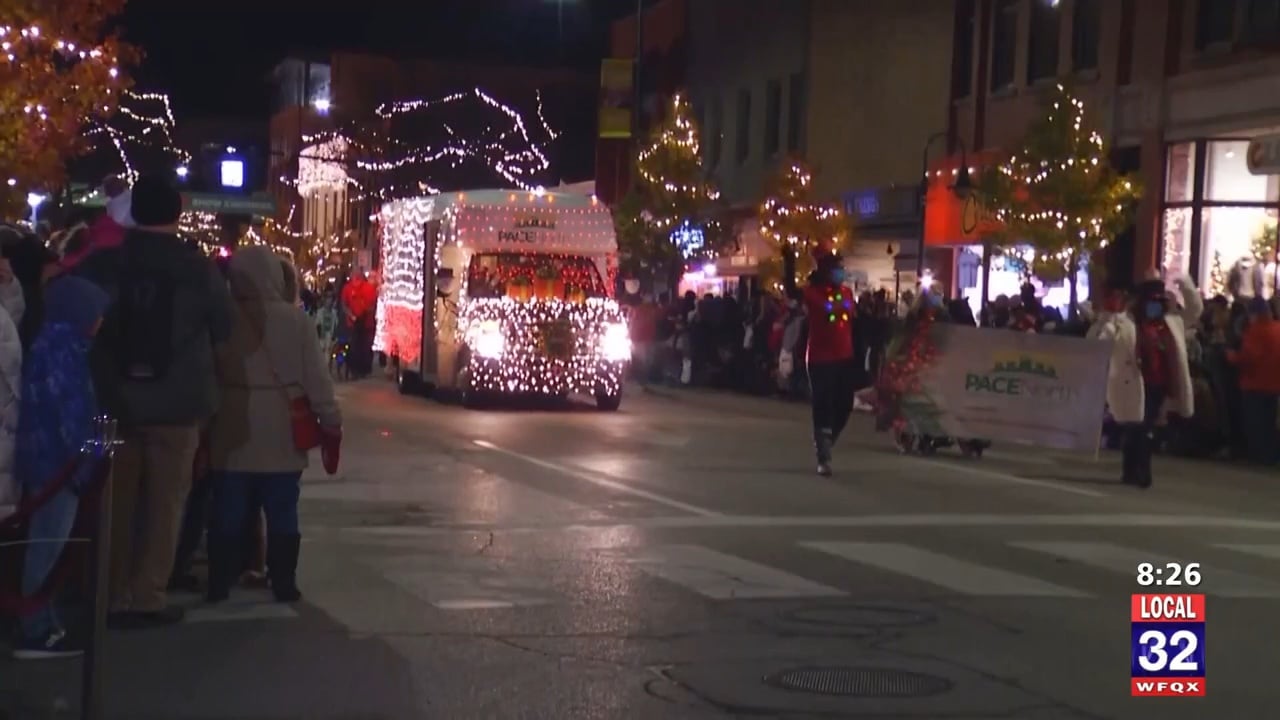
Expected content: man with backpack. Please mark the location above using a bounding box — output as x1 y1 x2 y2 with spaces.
74 174 232 628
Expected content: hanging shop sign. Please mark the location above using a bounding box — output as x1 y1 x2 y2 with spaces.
182 192 276 216
1247 133 1280 176
599 59 634 139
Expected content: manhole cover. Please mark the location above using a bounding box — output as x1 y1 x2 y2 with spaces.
764 666 952 698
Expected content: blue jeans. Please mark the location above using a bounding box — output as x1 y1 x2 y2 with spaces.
210 471 301 537
21 489 80 639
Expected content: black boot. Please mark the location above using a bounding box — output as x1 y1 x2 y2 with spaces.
267 534 302 603
205 535 239 604
814 429 833 477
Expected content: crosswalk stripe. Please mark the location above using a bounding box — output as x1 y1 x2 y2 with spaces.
1011 541 1280 598
1215 544 1280 561
800 541 1087 597
625 545 846 600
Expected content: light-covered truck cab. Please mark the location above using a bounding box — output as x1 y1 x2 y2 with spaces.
374 190 630 410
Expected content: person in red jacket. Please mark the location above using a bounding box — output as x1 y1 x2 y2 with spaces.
802 250 857 476
1228 298 1280 464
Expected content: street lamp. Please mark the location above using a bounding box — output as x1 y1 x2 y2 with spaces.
176 165 189 179
312 97 331 114
26 192 46 226
915 131 973 287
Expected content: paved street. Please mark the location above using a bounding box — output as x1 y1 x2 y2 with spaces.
4 379 1280 719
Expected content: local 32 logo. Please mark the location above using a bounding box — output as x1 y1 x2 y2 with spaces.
1130 593 1206 697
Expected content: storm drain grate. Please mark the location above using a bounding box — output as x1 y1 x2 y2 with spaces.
764 666 952 698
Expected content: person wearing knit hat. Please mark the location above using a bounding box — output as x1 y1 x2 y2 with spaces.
1088 273 1200 488
71 173 233 629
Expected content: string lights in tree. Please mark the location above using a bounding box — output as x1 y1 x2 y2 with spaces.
618 92 728 282
84 89 190 182
758 158 850 290
0 1 135 213
981 84 1141 311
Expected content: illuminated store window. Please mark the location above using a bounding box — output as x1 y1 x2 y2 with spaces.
1205 140 1279 203
1162 207 1193 280
1199 207 1278 295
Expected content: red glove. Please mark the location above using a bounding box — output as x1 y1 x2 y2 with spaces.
320 427 342 475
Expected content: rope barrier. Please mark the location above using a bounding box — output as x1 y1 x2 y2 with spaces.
0 457 110 617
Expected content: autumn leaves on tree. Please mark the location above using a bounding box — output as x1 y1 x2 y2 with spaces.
0 0 134 214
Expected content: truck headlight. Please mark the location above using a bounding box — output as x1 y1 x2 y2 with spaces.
469 319 505 359
599 322 631 362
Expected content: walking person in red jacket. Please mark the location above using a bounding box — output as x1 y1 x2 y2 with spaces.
802 250 857 476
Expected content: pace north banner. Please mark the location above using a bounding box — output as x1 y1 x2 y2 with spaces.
898 325 1110 451
599 59 634 139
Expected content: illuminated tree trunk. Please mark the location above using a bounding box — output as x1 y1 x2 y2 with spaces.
1067 248 1080 322
782 243 797 296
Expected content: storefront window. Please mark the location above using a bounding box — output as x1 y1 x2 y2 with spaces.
1205 140 1280 202
1165 143 1196 203
1161 207 1193 279
956 244 1088 317
1199 206 1278 294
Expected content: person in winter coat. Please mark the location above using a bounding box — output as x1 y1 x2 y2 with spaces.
13 276 110 659
1088 275 1200 487
0 258 25 509
205 247 341 604
1227 298 1280 464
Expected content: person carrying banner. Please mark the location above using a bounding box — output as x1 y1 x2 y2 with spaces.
801 248 857 477
1089 275 1199 488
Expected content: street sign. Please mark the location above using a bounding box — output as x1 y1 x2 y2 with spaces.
1247 133 1280 175
181 192 276 215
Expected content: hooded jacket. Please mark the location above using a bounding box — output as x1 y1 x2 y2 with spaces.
0 276 23 506
209 246 341 473
16 276 109 496
74 228 233 426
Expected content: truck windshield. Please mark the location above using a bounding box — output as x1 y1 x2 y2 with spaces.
466 252 607 299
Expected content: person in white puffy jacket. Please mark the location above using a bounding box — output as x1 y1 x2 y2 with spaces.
0 256 26 508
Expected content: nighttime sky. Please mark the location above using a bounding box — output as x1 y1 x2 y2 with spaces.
120 0 638 119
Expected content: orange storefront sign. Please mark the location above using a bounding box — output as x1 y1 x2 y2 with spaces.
923 150 1004 246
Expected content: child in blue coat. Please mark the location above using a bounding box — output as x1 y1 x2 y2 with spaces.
13 276 110 659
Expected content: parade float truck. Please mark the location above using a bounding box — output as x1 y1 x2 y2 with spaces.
374 189 630 410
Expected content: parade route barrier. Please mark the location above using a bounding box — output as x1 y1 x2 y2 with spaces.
896 324 1111 452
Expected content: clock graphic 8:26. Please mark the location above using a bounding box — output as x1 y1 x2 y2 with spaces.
1136 562 1201 587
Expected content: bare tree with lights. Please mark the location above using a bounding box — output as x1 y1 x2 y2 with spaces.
617 92 730 290
758 158 851 294
981 84 1141 317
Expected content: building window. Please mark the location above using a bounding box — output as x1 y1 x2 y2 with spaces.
954 0 976 97
1244 0 1280 44
991 0 1018 90
1027 0 1060 82
1195 0 1236 49
735 88 751 163
1162 139 1280 297
765 79 782 157
786 73 805 152
1072 0 1101 71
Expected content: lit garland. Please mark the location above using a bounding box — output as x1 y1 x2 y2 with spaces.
298 136 351 197
84 90 190 182
983 83 1140 279
458 297 627 396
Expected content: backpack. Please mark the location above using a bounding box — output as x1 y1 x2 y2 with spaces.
115 259 177 382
